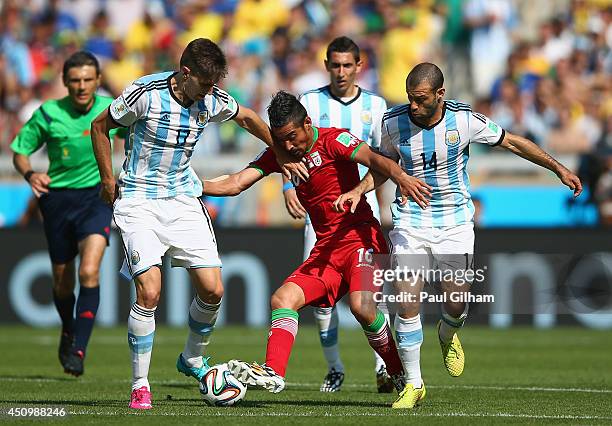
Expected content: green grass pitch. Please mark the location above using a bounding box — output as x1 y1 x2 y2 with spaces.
0 325 610 424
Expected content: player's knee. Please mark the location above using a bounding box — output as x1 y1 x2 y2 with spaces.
138 288 161 309
202 282 223 304
270 291 298 310
270 293 285 310
396 303 421 318
443 299 467 318
78 265 100 287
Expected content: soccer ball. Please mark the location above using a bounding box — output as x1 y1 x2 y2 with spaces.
199 363 246 406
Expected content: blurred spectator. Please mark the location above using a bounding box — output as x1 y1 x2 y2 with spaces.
594 140 612 225
436 0 471 100
522 78 560 145
538 17 575 64
177 0 224 47
378 0 434 104
103 40 144 96
546 103 591 154
228 0 289 44
490 78 529 138
464 0 517 98
1 2 34 87
83 9 116 61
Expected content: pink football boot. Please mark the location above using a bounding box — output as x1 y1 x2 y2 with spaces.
129 386 152 410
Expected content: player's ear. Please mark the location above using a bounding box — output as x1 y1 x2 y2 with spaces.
324 59 330 71
304 116 312 128
436 87 445 102
181 65 190 79
355 59 363 73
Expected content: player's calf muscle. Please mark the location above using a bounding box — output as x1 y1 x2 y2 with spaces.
349 293 378 325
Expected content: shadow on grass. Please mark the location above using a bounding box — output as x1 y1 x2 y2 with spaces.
0 374 75 382
170 397 389 409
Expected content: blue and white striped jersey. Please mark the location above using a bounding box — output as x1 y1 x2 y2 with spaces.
381 100 505 228
299 85 387 219
109 71 238 199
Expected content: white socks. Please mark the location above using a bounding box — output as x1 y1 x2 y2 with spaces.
183 296 220 368
128 303 156 391
439 306 468 343
314 306 343 372
394 314 423 387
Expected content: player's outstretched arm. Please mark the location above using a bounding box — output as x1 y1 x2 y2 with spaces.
233 105 309 181
498 132 582 197
202 167 264 197
91 108 121 204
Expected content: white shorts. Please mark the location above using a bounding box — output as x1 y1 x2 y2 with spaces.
389 223 474 273
114 195 221 278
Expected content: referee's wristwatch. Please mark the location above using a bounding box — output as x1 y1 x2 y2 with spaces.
23 170 34 182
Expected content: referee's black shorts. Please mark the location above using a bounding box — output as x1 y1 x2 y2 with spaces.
37 184 112 264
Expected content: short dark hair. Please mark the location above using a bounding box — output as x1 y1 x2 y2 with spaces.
267 91 307 128
180 38 227 82
326 36 360 62
406 62 444 90
62 51 100 78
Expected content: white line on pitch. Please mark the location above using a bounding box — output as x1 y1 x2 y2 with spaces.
0 377 610 395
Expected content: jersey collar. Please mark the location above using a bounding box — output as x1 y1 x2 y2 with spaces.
326 85 362 106
168 72 194 109
408 101 447 130
306 126 319 154
66 94 98 116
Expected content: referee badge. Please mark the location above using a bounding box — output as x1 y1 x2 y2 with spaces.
361 110 372 125
197 110 209 126
445 130 460 146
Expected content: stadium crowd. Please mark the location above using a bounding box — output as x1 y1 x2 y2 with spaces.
0 0 611 223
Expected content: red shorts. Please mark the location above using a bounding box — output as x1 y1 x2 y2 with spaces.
283 222 389 308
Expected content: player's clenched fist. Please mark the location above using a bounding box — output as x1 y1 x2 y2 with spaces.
28 172 52 198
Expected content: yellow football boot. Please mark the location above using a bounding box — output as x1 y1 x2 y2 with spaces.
438 320 464 377
392 382 426 409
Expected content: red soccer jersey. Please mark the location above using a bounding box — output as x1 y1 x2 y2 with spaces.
249 127 377 242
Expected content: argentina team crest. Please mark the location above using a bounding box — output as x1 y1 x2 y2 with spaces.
445 130 460 146
197 110 209 126
360 110 372 125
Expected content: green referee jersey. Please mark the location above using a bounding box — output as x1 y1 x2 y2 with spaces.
10 94 122 189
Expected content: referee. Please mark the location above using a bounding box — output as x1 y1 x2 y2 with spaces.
11 51 123 376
